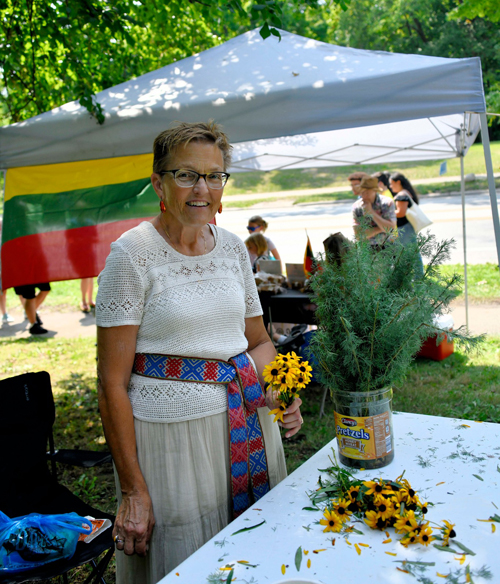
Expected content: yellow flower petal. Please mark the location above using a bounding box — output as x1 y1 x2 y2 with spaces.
493 523 496 533
385 552 397 556
313 549 326 553
437 573 449 578
436 481 445 486
303 550 309 555
345 539 352 546
354 543 361 555
383 538 392 544
359 543 369 548
307 559 311 568
281 564 286 575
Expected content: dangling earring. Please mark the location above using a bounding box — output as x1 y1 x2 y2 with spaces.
160 200 166 213
218 204 223 214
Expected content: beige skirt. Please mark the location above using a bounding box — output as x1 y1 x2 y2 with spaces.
114 408 287 584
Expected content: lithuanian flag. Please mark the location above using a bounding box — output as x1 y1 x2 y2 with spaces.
1 154 158 289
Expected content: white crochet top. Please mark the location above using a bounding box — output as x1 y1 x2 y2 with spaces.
96 221 263 423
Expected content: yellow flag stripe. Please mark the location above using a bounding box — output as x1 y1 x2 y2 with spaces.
5 153 153 201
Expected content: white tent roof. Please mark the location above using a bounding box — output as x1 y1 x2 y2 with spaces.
0 29 485 169
230 114 481 172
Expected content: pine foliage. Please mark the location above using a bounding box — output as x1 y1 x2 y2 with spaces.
310 230 483 393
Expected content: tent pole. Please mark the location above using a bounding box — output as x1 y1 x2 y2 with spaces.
460 156 469 331
479 113 500 268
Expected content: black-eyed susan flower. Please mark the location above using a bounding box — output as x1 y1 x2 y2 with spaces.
417 526 434 546
332 498 352 523
268 404 286 423
400 531 419 547
364 510 387 530
363 479 391 497
320 509 343 533
263 362 282 385
281 367 297 387
374 497 394 522
394 510 418 534
441 520 457 546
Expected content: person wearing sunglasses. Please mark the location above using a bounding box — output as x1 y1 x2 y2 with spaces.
246 215 281 260
96 121 302 584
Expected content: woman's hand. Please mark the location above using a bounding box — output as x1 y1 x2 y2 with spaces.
113 488 155 556
266 387 303 439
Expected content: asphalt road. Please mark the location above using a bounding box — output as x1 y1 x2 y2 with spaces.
217 191 500 266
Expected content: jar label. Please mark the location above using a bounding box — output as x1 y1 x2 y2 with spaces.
334 411 392 460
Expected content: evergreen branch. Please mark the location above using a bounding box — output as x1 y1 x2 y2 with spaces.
367 301 379 392
381 322 430 386
376 298 418 337
339 316 363 379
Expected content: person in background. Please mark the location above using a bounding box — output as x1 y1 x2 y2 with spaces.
96 121 301 584
246 215 280 260
0 289 14 324
352 176 396 247
347 171 370 195
80 277 95 313
372 171 394 199
13 283 51 335
245 232 269 273
390 172 424 276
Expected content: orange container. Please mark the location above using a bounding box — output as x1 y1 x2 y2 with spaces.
417 314 454 361
417 334 454 361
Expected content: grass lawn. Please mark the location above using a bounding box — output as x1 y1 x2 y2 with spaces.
0 329 499 581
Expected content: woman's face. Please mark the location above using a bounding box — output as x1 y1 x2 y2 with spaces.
246 242 258 255
152 141 225 228
390 179 402 193
247 222 263 233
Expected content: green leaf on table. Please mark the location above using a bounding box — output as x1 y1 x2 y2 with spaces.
295 546 302 571
433 544 461 554
472 474 484 481
302 506 320 511
453 540 476 555
226 568 235 584
489 513 500 522
231 520 266 535
394 560 436 566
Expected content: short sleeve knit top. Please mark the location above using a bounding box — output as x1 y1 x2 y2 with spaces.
96 221 263 423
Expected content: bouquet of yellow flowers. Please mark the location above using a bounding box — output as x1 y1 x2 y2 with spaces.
309 456 463 551
263 352 312 423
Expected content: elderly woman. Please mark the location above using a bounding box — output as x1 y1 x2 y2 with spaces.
96 121 302 584
351 176 396 246
246 215 281 260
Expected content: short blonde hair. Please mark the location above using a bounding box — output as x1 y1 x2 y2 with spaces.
245 233 268 257
153 120 232 173
248 215 268 231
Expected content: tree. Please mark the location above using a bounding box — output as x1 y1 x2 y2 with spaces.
0 0 334 125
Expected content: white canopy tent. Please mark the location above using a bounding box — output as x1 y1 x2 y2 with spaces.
0 29 498 321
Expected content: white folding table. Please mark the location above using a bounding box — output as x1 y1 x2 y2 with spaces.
159 412 500 584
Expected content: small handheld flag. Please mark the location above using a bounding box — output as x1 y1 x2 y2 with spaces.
304 235 316 278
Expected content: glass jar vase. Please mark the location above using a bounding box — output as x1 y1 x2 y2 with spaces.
332 387 394 469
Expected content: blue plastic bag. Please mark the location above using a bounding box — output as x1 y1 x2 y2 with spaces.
0 510 92 573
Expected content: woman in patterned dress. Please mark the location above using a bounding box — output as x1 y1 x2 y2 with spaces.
96 121 303 584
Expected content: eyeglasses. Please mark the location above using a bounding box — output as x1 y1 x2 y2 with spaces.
158 169 230 189
246 225 258 232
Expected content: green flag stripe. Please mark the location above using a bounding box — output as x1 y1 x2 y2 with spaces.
2 178 158 243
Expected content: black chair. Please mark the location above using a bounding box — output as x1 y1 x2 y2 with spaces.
0 371 115 584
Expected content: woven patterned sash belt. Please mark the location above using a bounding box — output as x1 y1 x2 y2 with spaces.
132 352 270 518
